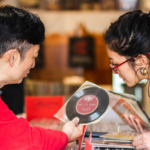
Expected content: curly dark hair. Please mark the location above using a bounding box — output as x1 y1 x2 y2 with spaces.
103 10 150 57
0 5 45 60
104 10 150 96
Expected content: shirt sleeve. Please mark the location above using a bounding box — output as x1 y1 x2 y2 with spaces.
31 125 69 150
0 117 68 150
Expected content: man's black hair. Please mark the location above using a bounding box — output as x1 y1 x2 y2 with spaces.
0 5 45 59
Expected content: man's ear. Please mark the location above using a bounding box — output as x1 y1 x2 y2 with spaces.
134 54 149 68
3 49 19 67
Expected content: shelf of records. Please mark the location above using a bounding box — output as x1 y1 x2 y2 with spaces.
24 78 81 99
15 0 139 11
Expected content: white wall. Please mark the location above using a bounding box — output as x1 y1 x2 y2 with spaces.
30 10 125 35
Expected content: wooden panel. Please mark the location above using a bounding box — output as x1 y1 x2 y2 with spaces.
84 34 112 84
94 34 110 70
43 34 69 69
31 33 79 81
30 33 112 84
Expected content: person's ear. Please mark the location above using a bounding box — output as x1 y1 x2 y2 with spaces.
3 49 19 67
134 54 148 69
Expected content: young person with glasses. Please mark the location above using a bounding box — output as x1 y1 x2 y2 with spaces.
104 10 150 150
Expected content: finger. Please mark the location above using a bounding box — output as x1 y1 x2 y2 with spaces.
133 134 143 141
77 126 84 135
77 125 84 131
136 144 146 150
123 116 129 124
132 139 143 146
124 114 134 128
143 127 149 132
123 114 127 120
123 117 133 128
72 117 80 126
123 118 135 129
135 119 144 133
123 114 129 122
129 116 140 133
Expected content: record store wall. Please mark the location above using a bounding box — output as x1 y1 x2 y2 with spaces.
30 33 112 84
26 10 150 116
28 11 126 85
1 0 150 116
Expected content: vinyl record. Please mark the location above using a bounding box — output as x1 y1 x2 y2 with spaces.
66 86 109 124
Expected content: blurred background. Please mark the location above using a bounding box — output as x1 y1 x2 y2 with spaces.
1 0 150 119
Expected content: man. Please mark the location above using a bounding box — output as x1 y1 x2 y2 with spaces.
0 5 83 150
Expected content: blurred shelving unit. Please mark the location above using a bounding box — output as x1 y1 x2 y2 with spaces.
29 10 126 35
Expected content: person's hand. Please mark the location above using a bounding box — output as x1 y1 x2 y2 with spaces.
123 114 149 133
133 132 150 149
62 117 83 142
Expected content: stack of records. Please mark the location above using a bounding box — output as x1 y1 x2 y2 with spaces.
82 131 135 150
101 132 137 144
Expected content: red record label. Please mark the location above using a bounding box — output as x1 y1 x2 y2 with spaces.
76 95 98 115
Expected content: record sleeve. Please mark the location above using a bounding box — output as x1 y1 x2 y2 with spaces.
109 91 150 128
54 81 120 125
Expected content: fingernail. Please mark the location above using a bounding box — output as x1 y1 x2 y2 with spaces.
135 119 139 123
75 117 79 122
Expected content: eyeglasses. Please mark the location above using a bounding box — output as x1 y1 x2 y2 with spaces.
110 53 150 74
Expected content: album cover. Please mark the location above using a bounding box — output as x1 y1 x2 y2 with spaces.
109 91 150 128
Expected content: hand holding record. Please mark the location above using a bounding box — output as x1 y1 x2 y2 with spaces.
66 87 109 124
62 117 83 142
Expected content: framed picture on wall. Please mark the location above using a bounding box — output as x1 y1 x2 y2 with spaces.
68 36 95 68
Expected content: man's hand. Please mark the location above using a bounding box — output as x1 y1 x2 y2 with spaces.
62 117 83 142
